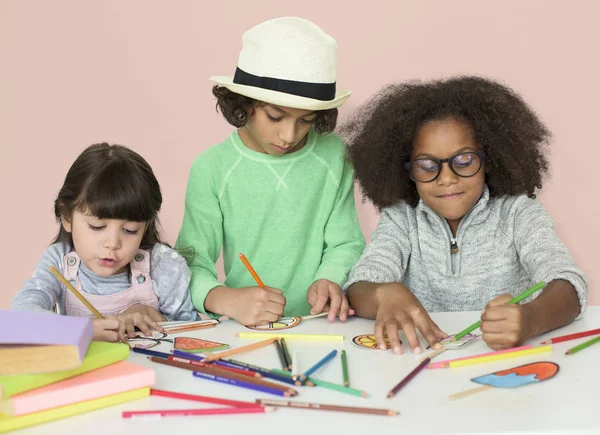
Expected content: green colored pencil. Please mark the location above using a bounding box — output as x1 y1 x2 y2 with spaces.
454 281 546 341
271 368 369 397
341 350 350 387
565 335 600 355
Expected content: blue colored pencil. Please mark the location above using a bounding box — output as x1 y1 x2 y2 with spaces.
172 350 251 372
132 347 172 359
300 350 338 382
192 371 290 396
223 359 299 386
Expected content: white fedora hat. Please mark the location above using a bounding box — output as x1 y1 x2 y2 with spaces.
210 17 351 111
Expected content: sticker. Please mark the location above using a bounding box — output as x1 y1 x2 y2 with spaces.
246 316 302 331
472 361 559 388
129 331 172 349
174 337 230 353
352 334 398 350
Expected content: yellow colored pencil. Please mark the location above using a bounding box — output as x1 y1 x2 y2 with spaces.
49 266 131 349
234 332 344 341
444 345 552 368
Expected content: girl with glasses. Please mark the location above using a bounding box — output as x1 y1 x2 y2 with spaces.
341 76 587 354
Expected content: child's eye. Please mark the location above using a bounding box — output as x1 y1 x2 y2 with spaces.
267 114 282 122
416 160 438 172
124 229 139 235
88 225 105 231
300 118 316 124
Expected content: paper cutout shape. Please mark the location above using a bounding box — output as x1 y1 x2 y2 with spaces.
173 337 230 353
246 316 302 331
428 333 480 350
352 334 398 350
129 331 172 349
472 361 559 388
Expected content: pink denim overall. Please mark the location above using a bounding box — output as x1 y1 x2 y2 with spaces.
63 250 160 317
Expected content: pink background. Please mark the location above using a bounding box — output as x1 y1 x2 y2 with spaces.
1 1 598 309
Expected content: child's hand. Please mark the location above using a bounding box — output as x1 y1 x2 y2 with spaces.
481 294 534 349
374 283 447 354
116 305 166 338
306 279 354 322
92 317 120 342
226 286 287 326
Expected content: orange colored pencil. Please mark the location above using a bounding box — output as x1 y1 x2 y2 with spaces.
49 266 132 349
239 253 265 288
203 337 278 362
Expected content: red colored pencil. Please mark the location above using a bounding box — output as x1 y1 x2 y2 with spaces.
122 407 274 418
387 359 429 398
150 389 260 408
540 328 600 345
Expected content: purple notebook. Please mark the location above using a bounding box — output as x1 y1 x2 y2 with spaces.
0 310 94 362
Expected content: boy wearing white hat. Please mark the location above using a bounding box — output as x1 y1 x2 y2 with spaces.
176 17 365 326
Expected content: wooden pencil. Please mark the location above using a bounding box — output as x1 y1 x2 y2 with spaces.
341 350 350 387
280 337 292 371
203 337 278 362
274 339 288 371
239 253 265 288
256 399 397 416
271 368 368 397
565 335 600 355
150 389 260 408
299 349 337 383
149 357 297 395
49 266 131 349
387 358 430 398
123 407 274 418
541 328 600 345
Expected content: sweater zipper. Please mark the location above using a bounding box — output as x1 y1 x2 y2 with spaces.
450 236 459 254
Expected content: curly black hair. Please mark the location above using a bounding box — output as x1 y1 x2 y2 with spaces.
340 76 551 209
212 85 338 134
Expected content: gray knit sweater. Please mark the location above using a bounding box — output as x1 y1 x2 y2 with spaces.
344 186 588 314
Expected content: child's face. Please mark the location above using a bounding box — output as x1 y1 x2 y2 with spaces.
238 104 317 155
61 210 147 277
410 118 485 233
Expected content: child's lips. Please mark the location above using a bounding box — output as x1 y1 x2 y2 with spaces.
437 192 464 200
99 258 118 267
272 144 292 153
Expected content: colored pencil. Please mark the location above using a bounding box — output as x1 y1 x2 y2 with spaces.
171 350 261 375
565 335 600 355
192 371 291 397
235 332 344 341
161 324 216 333
438 345 552 368
427 345 533 369
150 389 260 408
271 368 369 398
454 281 546 340
49 266 132 349
158 319 218 327
340 350 349 387
448 385 494 401
203 337 278 362
256 399 397 416
280 337 292 371
387 358 430 398
541 328 600 345
291 351 300 381
239 253 265 288
301 312 329 320
168 356 260 378
274 339 288 370
149 357 297 395
132 347 172 359
299 350 337 383
123 407 275 418
222 358 299 386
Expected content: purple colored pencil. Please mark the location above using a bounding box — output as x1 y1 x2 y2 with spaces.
387 358 429 398
132 347 172 359
192 371 289 396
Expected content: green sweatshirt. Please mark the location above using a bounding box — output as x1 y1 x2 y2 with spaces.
176 130 365 317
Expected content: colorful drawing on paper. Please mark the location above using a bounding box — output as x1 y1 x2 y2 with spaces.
246 316 302 331
129 331 173 349
173 337 230 353
428 333 480 350
472 361 559 388
352 334 397 350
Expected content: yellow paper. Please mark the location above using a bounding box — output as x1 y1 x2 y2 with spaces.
0 387 148 433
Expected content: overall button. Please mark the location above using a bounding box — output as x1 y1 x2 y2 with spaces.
67 256 77 266
134 253 145 262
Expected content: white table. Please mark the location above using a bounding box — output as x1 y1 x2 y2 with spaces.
15 307 600 435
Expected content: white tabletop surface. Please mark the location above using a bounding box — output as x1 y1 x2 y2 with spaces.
14 307 600 435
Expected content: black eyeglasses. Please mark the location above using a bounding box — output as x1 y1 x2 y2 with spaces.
404 152 486 183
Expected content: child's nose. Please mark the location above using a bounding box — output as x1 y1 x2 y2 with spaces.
103 232 121 250
278 122 297 145
437 162 458 186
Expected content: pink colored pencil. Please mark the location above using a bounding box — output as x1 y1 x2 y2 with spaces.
150 389 260 408
426 345 533 369
540 328 600 345
122 407 274 418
